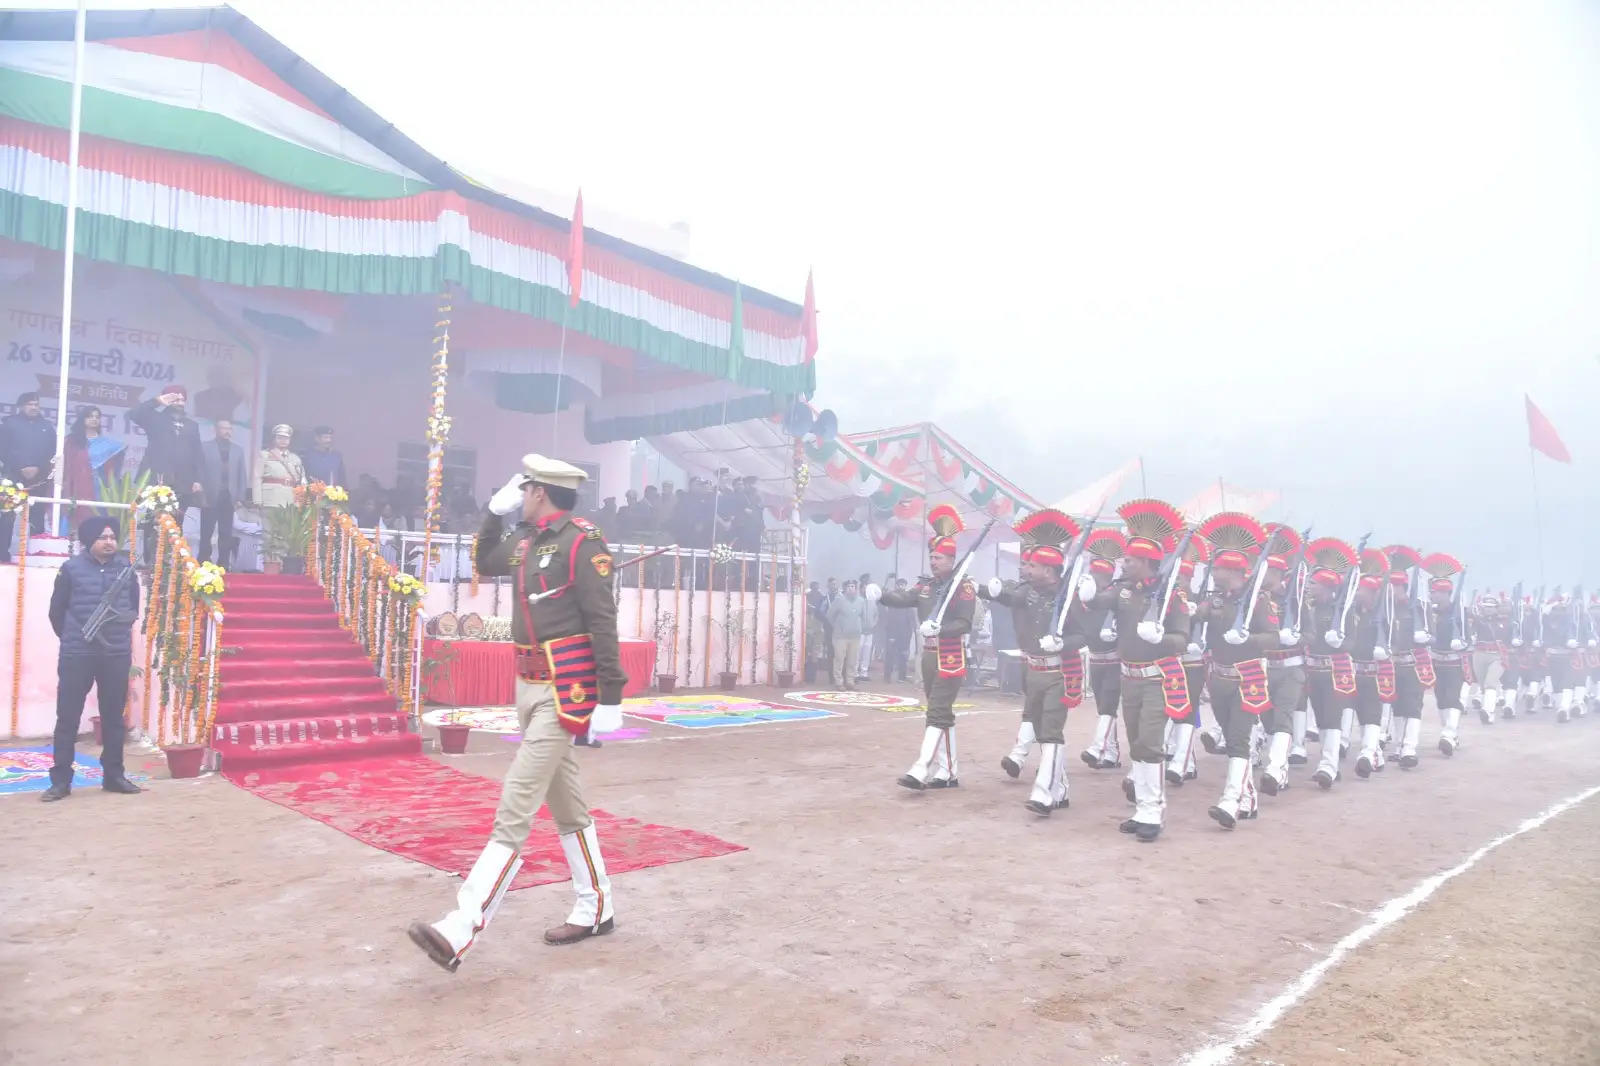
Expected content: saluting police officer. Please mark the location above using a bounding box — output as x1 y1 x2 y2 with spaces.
409 455 626 973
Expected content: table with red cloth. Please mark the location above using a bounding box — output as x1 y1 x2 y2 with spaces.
423 638 655 706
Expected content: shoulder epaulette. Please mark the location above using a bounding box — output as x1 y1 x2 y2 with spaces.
570 516 604 539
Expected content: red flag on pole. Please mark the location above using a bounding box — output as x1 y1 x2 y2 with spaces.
1525 394 1571 463
567 190 584 308
801 269 818 362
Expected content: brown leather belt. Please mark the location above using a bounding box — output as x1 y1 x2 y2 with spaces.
514 644 553 682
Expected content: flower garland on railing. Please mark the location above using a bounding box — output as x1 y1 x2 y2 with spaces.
135 483 181 524
312 510 424 714
143 513 219 750
420 291 453 591
3 479 27 737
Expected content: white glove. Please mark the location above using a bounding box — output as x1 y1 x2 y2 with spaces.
1413 630 1431 645
1324 629 1343 649
986 577 1004 599
1567 638 1579 649
589 703 623 734
1449 638 1465 651
1136 620 1164 643
1511 638 1523 648
1038 634 1063 654
1224 628 1247 646
488 474 525 516
1077 575 1098 602
864 582 882 602
1279 627 1298 646
1533 640 1543 649
1588 638 1597 648
1374 646 1390 661
919 619 941 638
1186 641 1202 656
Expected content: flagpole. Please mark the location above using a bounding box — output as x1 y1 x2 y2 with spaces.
48 0 89 537
1138 456 1147 496
549 313 568 452
1529 445 1546 586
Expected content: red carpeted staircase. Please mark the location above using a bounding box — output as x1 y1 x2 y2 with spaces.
211 573 420 770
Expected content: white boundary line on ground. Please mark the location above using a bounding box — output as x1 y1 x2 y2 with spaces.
1179 782 1600 1066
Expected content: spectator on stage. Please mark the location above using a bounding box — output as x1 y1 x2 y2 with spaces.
598 496 619 530
129 388 205 557
883 577 915 683
198 418 248 566
302 425 347 488
256 423 306 510
1 392 58 560
61 405 126 529
734 476 764 553
353 473 385 526
40 516 144 801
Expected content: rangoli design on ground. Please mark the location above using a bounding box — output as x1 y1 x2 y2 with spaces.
784 690 922 709
624 694 842 729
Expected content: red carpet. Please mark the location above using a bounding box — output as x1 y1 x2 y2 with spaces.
214 574 420 770
225 754 745 889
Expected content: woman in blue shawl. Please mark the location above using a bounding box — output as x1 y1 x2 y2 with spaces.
61 405 127 529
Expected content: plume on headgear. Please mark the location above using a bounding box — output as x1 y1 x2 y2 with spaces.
1422 551 1462 593
1306 536 1358 587
1178 535 1210 575
1196 511 1266 572
1384 544 1423 571
1014 508 1077 569
927 503 964 557
1116 498 1182 563
1358 547 1391 589
1263 522 1302 572
1083 528 1126 574
1422 552 1463 580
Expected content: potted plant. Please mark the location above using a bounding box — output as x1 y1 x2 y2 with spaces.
652 608 678 693
436 719 472 755
774 620 797 688
264 502 314 575
716 608 746 690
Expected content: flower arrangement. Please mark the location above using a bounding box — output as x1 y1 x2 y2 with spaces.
323 484 349 506
793 463 811 491
135 484 181 522
0 478 26 514
189 561 226 605
426 414 452 445
711 542 736 566
388 572 425 602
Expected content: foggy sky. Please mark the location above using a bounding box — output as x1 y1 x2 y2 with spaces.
27 0 1600 588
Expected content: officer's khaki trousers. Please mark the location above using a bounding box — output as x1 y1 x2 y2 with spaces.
489 680 593 850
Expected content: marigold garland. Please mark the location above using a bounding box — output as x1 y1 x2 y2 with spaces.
419 291 453 594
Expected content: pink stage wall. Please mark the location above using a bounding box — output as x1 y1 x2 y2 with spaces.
1 564 137 740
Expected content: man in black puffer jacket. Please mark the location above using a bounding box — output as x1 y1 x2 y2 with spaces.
42 517 144 801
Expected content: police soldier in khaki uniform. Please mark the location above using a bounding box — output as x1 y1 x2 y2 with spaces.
1423 552 1470 753
980 509 1081 817
1467 594 1511 723
1086 499 1190 843
875 505 976 791
408 455 626 972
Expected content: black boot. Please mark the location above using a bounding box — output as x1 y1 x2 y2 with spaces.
102 775 144 794
40 782 71 802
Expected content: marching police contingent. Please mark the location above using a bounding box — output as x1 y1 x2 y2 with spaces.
872 496 1600 843
406 455 1598 970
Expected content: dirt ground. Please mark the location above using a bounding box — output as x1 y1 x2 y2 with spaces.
3 684 1598 1066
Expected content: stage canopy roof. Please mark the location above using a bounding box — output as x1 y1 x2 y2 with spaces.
0 5 816 438
648 415 1049 549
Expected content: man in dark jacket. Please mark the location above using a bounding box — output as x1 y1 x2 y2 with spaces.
0 391 56 562
198 417 249 565
42 517 144 801
129 387 204 562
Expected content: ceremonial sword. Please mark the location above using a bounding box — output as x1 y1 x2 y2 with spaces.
928 517 999 629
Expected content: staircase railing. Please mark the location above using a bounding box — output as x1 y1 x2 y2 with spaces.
312 509 423 724
143 512 224 750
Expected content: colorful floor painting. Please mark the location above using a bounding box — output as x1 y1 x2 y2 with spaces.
623 694 843 729
421 706 646 742
784 690 922 709
0 747 146 796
